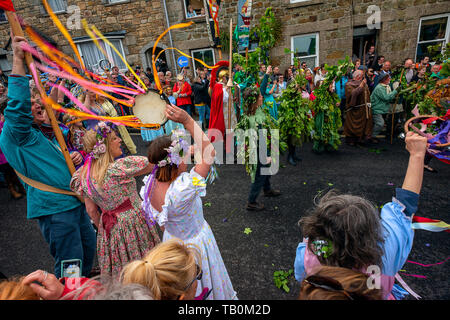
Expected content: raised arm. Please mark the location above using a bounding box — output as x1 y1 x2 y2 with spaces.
1 36 34 145
402 131 427 195
165 103 215 178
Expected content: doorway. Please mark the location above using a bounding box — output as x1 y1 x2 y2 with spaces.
352 26 378 62
145 47 169 74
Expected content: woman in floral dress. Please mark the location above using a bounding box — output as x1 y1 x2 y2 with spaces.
71 122 160 279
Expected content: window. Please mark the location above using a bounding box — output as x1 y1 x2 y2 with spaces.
48 0 67 13
0 55 11 73
191 48 215 76
105 0 129 4
184 0 206 19
416 13 450 62
0 9 7 23
291 33 319 69
76 38 127 74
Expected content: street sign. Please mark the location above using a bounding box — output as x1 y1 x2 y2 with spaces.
177 56 189 68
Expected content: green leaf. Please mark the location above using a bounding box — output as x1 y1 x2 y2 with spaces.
204 202 212 207
328 182 334 186
244 227 252 235
282 284 290 293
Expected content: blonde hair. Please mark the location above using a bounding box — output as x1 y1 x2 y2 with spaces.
79 127 116 186
0 277 40 300
120 238 202 300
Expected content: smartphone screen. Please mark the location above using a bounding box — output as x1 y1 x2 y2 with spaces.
61 259 82 278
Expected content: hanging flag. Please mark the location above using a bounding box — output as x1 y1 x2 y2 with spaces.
205 0 221 48
237 0 253 52
0 0 15 12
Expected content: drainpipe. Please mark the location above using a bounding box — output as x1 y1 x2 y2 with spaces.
163 0 177 74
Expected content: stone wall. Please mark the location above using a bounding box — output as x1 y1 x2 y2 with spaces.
168 0 449 72
0 0 448 75
0 0 169 72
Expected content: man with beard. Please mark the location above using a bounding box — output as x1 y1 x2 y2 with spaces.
343 70 374 146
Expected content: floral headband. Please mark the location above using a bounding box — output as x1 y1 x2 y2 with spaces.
89 122 114 160
312 239 333 259
84 122 114 196
157 129 190 167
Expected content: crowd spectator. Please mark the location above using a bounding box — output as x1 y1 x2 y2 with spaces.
365 45 377 69
173 73 193 116
411 66 427 83
404 58 415 84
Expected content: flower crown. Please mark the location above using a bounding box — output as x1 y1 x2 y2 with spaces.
89 122 113 160
158 129 190 167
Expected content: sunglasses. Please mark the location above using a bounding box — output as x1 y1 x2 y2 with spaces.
303 275 368 300
182 264 202 292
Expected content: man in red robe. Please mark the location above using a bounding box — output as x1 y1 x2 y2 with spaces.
208 61 229 144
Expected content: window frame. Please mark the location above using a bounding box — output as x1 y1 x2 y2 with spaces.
190 47 216 77
290 32 320 68
104 0 130 5
75 36 127 74
48 0 68 14
415 13 450 62
183 0 207 20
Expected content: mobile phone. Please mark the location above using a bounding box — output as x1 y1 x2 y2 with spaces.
61 259 82 278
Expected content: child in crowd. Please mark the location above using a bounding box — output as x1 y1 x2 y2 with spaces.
140 104 237 300
294 131 428 300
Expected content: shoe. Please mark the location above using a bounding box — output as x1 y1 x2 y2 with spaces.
264 189 281 197
8 184 23 200
288 155 297 166
424 165 437 173
246 202 265 211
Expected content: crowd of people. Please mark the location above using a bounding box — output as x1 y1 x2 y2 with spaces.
0 32 443 302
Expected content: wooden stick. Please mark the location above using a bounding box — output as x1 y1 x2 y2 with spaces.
227 18 233 130
363 41 369 119
6 11 76 175
390 68 405 144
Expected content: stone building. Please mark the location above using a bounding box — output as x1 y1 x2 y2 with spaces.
0 0 449 77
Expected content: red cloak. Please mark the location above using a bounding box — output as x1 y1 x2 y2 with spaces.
208 82 225 143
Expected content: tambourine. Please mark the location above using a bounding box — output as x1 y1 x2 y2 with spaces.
133 89 171 126
404 115 450 148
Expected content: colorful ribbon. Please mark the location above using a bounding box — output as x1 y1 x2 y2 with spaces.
412 215 450 233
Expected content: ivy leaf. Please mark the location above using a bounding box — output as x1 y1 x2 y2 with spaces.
282 284 290 293
328 182 334 187
204 202 212 207
244 227 252 235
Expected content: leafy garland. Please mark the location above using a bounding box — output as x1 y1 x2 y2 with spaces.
311 56 353 153
236 107 279 183
397 43 449 118
277 73 314 151
249 7 282 64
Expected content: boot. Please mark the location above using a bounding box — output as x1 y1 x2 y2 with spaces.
8 184 23 200
287 154 297 166
246 202 265 211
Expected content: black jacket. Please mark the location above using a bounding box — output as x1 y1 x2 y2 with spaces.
192 79 210 105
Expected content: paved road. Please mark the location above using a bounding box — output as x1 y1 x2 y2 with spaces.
1 135 449 300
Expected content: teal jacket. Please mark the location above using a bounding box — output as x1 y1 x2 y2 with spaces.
370 83 398 115
0 76 82 219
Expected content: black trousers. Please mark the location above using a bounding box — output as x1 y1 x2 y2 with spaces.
248 163 271 203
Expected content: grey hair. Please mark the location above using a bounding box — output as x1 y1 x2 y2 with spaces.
60 275 153 300
298 190 385 270
352 70 364 80
93 283 153 300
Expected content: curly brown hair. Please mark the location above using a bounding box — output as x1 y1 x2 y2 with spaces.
298 190 385 270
